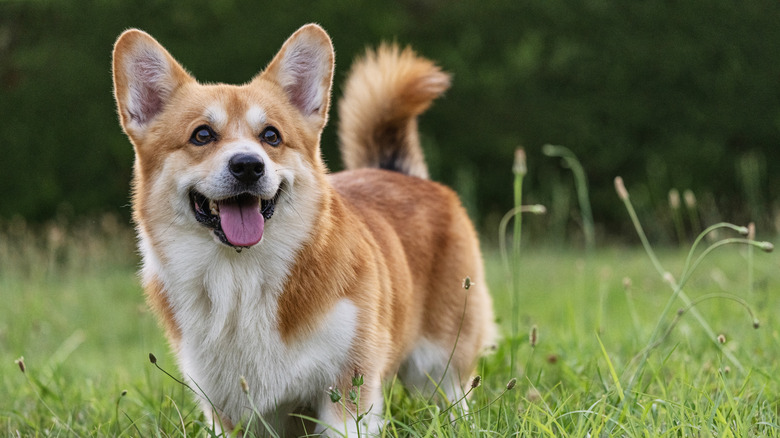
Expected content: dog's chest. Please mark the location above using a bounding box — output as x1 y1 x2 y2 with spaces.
158 249 358 420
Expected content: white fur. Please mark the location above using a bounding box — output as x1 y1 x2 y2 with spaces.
138 120 349 433
191 138 282 203
245 105 267 129
205 104 229 130
398 338 466 404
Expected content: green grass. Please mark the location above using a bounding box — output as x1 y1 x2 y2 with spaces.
2 217 779 436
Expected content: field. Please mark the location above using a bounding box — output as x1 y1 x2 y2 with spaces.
1 215 778 437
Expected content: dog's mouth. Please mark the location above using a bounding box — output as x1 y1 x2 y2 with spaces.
190 189 280 249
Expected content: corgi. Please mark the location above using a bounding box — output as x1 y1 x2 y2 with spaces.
113 24 495 437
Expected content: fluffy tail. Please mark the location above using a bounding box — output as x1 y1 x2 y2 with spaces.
337 44 450 179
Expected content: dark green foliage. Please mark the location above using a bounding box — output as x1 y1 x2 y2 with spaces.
1 0 778 236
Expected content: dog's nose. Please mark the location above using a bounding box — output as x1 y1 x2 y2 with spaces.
228 154 265 183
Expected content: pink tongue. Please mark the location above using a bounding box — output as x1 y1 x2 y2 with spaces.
218 198 265 247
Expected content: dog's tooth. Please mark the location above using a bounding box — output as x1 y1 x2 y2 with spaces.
209 199 219 215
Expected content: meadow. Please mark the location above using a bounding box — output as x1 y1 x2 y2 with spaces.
2 2 778 435
1 204 777 437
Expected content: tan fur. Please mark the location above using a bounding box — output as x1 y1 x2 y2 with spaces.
113 24 494 436
145 276 181 347
338 44 450 179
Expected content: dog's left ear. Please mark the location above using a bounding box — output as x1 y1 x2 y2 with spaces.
258 24 334 130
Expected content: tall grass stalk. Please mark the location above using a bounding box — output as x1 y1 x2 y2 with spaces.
747 222 755 298
499 149 544 376
510 148 526 374
543 144 595 252
613 176 773 407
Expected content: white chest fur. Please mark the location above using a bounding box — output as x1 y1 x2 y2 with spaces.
140 227 358 426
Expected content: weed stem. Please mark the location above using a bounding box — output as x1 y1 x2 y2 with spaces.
543 144 595 251
613 177 757 410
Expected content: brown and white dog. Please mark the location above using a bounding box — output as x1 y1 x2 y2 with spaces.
113 24 495 436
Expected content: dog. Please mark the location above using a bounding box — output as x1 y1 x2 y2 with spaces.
113 23 495 436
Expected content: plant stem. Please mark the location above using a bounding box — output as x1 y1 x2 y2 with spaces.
543 144 595 252
511 148 526 374
613 177 750 406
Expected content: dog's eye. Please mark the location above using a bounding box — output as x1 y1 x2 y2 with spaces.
190 125 216 146
261 127 281 146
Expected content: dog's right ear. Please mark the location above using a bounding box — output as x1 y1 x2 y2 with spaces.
112 29 194 140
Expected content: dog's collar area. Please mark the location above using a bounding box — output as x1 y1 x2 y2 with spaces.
189 189 280 249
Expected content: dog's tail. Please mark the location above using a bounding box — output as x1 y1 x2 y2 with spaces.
337 44 450 180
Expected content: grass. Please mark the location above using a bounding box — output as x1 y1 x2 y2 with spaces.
1 214 779 436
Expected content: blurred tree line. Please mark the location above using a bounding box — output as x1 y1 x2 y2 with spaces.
1 0 778 242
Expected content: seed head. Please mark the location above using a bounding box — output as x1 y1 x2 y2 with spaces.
506 378 517 391
328 386 342 403
352 373 364 388
15 357 25 373
753 319 760 329
513 148 527 176
529 325 538 348
148 353 157 364
758 241 774 253
462 276 472 290
717 334 726 344
471 375 482 389
614 177 628 200
240 376 249 395
683 190 697 209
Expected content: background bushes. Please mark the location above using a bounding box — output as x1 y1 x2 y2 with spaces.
1 0 777 242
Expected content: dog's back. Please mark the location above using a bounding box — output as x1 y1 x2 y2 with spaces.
333 45 496 400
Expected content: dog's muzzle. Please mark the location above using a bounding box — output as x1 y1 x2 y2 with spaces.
190 189 280 248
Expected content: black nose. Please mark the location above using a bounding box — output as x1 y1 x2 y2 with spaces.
228 154 265 183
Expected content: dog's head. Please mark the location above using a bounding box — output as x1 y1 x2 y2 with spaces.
113 25 334 249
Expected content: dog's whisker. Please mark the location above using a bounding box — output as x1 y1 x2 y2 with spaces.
276 186 307 222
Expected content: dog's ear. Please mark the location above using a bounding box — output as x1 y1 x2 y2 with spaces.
257 24 334 130
112 29 194 139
